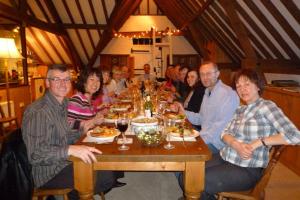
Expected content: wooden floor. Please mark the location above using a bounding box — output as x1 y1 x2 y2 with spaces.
265 162 300 200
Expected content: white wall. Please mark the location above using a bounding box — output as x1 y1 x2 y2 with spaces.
265 73 300 85
100 16 197 77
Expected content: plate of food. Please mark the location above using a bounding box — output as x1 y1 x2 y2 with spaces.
119 97 132 103
104 112 119 123
87 126 120 141
164 113 186 122
110 103 131 112
131 117 158 126
167 126 199 139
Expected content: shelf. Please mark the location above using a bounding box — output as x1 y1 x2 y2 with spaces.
154 42 170 47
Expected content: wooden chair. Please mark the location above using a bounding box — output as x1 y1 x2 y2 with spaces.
218 145 285 200
32 188 106 200
0 104 18 136
33 188 73 200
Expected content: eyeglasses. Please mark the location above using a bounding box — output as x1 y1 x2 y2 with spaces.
199 71 218 77
48 77 71 84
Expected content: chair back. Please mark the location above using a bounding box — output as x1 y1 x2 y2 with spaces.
0 128 34 200
250 145 285 199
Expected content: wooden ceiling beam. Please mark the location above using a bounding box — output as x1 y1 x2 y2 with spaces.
88 0 142 67
198 17 241 63
61 23 106 29
235 2 284 59
208 3 242 53
34 0 51 22
186 22 210 59
244 0 298 59
41 31 66 64
27 27 55 63
280 0 300 23
0 2 64 35
62 0 90 61
88 0 102 38
44 0 83 69
181 0 214 29
26 41 44 64
202 12 244 59
20 0 28 85
75 0 95 50
101 0 109 23
261 0 300 51
153 0 182 28
220 0 256 68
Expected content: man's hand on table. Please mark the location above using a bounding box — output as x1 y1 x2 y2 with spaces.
68 145 102 164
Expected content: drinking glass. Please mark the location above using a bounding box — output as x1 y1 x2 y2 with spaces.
116 115 129 151
164 118 175 150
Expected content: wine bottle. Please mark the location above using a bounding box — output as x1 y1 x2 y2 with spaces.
144 95 153 118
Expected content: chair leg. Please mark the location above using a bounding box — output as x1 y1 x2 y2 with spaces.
63 193 69 200
100 192 105 200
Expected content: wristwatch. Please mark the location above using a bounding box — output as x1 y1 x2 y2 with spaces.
260 138 267 147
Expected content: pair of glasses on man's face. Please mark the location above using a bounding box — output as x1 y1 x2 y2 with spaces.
47 77 71 84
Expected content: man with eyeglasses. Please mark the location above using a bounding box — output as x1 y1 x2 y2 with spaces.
173 62 239 194
22 64 114 199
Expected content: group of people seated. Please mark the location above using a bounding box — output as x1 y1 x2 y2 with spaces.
21 61 300 200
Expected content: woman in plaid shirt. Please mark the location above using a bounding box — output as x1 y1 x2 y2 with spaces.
201 69 300 200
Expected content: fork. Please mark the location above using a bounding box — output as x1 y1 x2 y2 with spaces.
179 127 186 147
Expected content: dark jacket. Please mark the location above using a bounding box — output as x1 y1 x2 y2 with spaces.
0 129 34 200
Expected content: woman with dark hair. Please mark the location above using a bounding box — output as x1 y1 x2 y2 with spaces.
199 68 300 200
183 69 205 113
67 67 104 132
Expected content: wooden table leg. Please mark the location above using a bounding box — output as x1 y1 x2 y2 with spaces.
184 161 205 200
73 161 94 200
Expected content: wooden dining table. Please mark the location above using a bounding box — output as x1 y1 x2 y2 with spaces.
70 133 211 200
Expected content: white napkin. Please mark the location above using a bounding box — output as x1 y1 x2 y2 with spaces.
167 136 196 142
82 136 114 144
117 138 133 144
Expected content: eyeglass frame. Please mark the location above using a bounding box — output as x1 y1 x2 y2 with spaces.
199 70 218 77
47 77 71 84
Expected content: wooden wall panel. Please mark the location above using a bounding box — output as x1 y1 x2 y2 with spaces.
263 87 300 176
0 86 31 125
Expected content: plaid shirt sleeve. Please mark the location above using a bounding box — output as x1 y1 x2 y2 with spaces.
263 100 300 144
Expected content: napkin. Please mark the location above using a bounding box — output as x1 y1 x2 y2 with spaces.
167 136 196 142
82 136 114 144
117 138 133 144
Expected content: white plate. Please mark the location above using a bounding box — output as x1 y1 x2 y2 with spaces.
169 129 199 140
87 129 120 141
111 107 129 112
104 118 117 123
131 117 158 126
119 99 132 103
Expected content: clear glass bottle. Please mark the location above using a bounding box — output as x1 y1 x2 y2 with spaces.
144 95 153 118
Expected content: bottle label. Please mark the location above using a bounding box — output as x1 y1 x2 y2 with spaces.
145 109 151 118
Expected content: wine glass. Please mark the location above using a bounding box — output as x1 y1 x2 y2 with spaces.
116 115 129 151
164 118 175 150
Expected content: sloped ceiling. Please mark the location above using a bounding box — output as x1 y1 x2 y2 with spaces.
0 0 299 69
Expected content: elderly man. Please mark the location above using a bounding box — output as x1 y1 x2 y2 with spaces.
138 63 156 82
22 64 116 199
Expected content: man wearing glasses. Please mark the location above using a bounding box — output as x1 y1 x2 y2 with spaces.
175 61 239 153
173 62 239 193
22 64 115 199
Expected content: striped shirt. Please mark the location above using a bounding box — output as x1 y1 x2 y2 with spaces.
220 98 300 168
22 90 81 187
67 92 96 128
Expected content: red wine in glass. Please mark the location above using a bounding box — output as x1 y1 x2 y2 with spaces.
117 122 128 132
117 119 129 150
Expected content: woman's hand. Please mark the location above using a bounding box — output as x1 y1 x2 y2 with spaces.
68 145 102 164
93 113 104 125
231 140 254 160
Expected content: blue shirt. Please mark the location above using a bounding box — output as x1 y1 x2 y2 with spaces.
185 80 239 149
